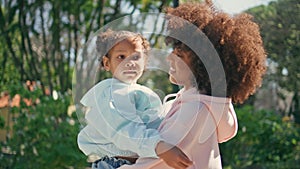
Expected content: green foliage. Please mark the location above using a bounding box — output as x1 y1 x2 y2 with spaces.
0 84 86 169
0 0 176 94
0 116 4 129
247 0 300 122
1 0 300 168
221 105 300 169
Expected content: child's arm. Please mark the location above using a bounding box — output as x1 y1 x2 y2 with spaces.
86 105 160 158
82 85 165 158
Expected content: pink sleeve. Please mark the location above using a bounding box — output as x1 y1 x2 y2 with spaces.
216 103 238 143
158 101 200 146
198 102 238 144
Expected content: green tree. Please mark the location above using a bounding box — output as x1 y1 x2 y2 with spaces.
0 1 179 167
247 0 300 123
0 0 174 94
0 84 87 168
221 106 300 169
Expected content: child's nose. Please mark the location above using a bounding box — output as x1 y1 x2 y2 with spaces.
125 60 135 67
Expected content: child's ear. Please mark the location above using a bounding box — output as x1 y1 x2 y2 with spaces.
102 56 110 71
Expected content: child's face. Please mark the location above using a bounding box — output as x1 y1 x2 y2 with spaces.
102 38 146 84
167 48 194 89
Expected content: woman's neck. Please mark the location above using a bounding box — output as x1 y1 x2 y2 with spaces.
183 85 207 94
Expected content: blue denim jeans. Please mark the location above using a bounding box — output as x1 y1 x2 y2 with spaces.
92 156 132 169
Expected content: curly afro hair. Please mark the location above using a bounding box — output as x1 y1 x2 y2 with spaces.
165 2 267 104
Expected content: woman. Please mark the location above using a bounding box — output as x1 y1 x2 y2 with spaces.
120 1 266 169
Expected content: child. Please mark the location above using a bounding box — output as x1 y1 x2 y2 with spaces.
77 29 192 169
119 1 266 169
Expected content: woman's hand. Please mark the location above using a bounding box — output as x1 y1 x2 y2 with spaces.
155 141 193 169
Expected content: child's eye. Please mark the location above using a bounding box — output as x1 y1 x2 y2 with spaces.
117 55 126 59
176 55 182 58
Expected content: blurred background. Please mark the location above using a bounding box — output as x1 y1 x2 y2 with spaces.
0 0 299 168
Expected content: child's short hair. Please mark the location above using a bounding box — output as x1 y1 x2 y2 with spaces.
165 2 267 103
96 29 150 66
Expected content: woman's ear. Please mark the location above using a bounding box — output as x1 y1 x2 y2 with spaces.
102 56 110 71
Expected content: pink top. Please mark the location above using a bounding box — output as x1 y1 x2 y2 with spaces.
119 88 238 169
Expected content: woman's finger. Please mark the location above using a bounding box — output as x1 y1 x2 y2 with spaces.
178 151 193 166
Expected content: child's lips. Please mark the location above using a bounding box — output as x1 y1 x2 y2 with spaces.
123 70 138 75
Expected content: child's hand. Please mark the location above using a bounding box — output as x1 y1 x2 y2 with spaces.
155 141 193 169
